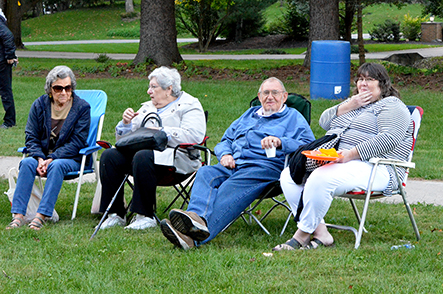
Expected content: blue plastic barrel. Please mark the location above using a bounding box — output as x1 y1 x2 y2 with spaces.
310 40 351 100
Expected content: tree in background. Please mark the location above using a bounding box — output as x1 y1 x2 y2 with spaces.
221 0 274 42
303 0 339 67
134 0 182 66
421 0 443 17
176 0 233 52
3 0 42 48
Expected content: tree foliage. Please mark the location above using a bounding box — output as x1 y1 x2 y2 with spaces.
221 0 274 42
422 0 443 17
175 0 234 52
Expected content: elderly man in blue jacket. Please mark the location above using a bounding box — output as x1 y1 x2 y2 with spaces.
161 77 315 249
0 9 18 129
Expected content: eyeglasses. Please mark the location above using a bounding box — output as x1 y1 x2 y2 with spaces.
52 85 72 93
356 77 377 83
261 90 285 97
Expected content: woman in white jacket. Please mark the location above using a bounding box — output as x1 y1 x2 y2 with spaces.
99 66 206 230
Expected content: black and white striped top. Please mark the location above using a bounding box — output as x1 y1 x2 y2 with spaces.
319 96 413 195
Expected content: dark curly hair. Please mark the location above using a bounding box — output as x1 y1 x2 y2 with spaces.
353 63 401 100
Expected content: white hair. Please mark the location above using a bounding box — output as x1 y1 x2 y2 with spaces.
148 66 182 97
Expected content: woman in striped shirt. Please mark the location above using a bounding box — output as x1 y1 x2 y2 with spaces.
273 63 413 250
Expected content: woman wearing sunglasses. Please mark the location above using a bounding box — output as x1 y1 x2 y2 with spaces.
7 65 91 230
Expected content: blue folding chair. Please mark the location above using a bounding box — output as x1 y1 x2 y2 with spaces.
18 90 108 219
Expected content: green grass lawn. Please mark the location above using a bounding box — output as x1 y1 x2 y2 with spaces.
0 62 442 293
1 3 443 292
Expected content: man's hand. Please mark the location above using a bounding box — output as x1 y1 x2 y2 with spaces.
7 59 18 66
261 136 281 149
220 154 235 169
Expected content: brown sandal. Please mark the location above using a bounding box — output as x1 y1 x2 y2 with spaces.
6 215 25 229
28 216 46 231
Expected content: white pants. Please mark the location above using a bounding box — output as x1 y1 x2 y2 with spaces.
280 160 390 234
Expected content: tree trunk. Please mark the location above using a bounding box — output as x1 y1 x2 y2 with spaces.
303 0 339 68
125 0 134 13
357 0 365 65
344 0 356 42
5 0 42 49
134 0 182 66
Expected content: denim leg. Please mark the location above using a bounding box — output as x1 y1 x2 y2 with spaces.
187 163 233 220
189 163 281 244
37 159 81 217
11 157 39 215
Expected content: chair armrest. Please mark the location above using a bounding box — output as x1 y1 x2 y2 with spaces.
17 147 28 154
79 145 102 156
369 157 415 169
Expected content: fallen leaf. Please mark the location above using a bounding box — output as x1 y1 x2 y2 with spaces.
262 252 273 257
255 210 262 216
249 258 256 262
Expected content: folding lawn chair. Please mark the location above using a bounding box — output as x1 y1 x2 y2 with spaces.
90 112 213 239
18 90 108 219
325 105 423 249
223 93 311 235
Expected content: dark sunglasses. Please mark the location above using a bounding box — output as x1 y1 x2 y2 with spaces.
52 85 72 93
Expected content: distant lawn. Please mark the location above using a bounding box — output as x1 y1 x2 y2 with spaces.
21 42 443 55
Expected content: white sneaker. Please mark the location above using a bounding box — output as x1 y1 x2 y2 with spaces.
125 214 157 230
99 213 126 230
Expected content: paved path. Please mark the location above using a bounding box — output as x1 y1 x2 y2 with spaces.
16 47 443 61
1 156 441 206
17 38 443 60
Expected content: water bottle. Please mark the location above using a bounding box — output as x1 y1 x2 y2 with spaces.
390 244 415 250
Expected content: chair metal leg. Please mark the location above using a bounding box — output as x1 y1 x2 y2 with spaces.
72 154 87 220
280 211 293 236
395 168 420 241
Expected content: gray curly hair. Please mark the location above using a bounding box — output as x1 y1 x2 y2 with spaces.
44 65 76 95
148 66 182 97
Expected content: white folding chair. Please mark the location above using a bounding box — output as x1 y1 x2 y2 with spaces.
326 105 423 249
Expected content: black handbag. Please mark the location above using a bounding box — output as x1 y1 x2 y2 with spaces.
115 112 168 153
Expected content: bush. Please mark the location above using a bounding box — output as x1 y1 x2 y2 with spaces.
107 27 140 38
402 13 427 41
220 0 274 42
266 1 309 40
95 53 111 63
369 19 401 42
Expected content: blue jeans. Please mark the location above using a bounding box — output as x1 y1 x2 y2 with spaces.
11 157 81 217
187 163 281 244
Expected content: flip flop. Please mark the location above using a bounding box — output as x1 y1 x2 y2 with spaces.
272 238 303 251
307 238 336 249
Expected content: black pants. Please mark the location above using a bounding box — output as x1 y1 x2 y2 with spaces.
99 148 171 218
0 60 15 127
